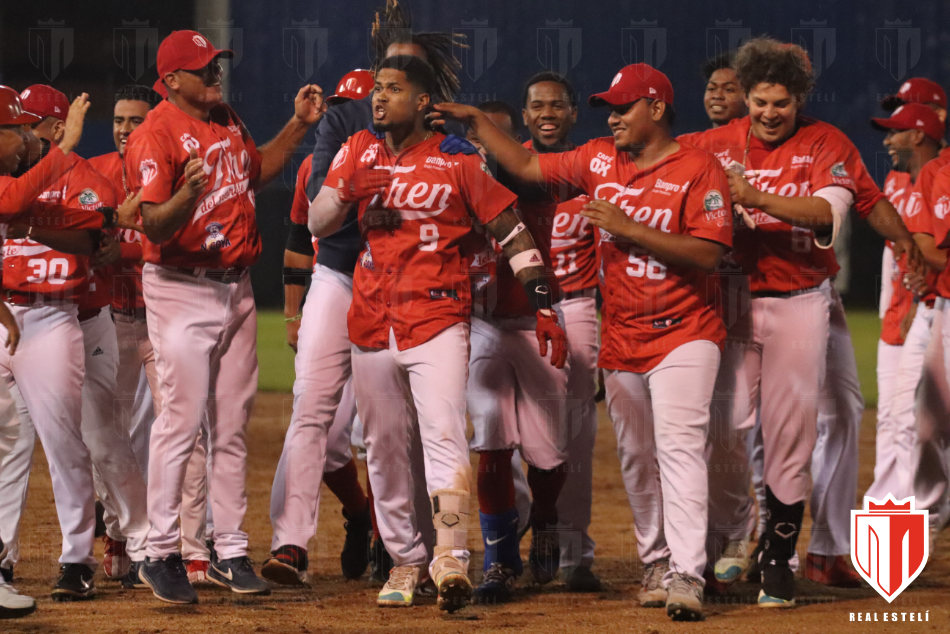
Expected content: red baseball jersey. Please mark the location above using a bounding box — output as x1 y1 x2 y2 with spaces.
905 154 950 300
538 138 733 373
88 151 146 311
3 154 116 301
688 116 865 293
326 130 517 350
124 100 263 269
289 155 319 265
550 195 597 293
879 170 916 345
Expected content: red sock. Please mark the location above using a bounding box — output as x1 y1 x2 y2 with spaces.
527 464 567 526
365 468 379 540
323 459 368 516
477 450 516 515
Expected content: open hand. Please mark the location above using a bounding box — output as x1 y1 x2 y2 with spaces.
60 93 90 155
294 84 327 126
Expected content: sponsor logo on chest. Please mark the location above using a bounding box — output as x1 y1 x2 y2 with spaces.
382 171 454 220
653 177 688 195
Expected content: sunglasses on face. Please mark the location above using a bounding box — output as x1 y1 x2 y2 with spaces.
180 61 223 82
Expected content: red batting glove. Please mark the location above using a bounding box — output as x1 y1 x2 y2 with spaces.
536 309 567 369
337 167 393 203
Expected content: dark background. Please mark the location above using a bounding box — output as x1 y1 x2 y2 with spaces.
3 0 949 308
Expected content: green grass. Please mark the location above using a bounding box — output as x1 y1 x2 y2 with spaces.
256 308 885 405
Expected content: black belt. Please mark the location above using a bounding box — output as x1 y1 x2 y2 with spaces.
751 285 822 300
112 306 147 320
562 287 596 301
166 266 247 284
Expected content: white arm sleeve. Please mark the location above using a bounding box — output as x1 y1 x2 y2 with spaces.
812 186 854 250
309 184 350 238
879 244 895 319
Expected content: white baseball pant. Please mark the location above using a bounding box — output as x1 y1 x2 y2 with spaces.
113 311 160 475
0 303 95 565
143 264 258 561
606 339 720 584
467 312 570 470
0 384 30 569
868 339 905 499
920 299 950 529
353 323 472 572
555 293 599 568
269 264 357 550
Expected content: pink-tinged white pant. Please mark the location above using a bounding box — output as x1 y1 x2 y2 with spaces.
270 264 358 550
0 303 96 565
921 299 950 529
556 293 599 568
867 339 906 499
143 264 258 561
353 324 472 572
606 339 720 584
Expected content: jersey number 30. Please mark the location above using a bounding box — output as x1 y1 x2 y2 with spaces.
26 258 70 285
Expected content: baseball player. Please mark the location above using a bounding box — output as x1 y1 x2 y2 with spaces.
311 55 565 612
440 62 733 622
123 30 325 604
463 96 572 603
867 104 947 502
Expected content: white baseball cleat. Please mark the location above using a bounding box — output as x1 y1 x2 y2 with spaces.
377 565 420 608
0 581 36 619
714 536 750 584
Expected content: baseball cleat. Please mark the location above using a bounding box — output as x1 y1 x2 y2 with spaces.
121 561 148 589
140 555 198 604
102 536 131 580
666 573 705 622
51 564 96 602
758 561 796 609
637 557 670 608
473 563 517 604
0 581 36 619
563 565 602 593
714 536 750 584
261 545 309 586
208 556 271 595
341 507 372 580
433 555 472 613
376 565 419 607
803 554 861 588
185 559 210 584
528 525 560 585
757 589 796 608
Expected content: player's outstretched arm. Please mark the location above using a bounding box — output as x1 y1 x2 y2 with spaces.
141 148 207 243
728 169 835 228
581 199 726 273
256 85 327 188
911 232 947 272
866 198 923 274
485 208 567 369
7 226 97 255
431 103 543 184
308 185 350 238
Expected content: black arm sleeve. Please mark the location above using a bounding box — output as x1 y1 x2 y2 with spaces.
286 221 315 257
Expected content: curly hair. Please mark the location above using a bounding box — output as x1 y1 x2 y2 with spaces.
701 51 735 82
370 0 467 103
735 37 814 98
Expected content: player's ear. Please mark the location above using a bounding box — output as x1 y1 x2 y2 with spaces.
52 118 66 144
164 73 180 93
911 129 926 147
418 92 431 112
938 108 947 124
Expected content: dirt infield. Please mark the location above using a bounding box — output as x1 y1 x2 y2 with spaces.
4 393 948 633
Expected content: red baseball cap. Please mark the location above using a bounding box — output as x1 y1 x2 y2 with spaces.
327 69 374 105
19 84 70 121
881 77 947 112
589 63 674 108
153 30 233 96
0 85 41 126
871 102 946 143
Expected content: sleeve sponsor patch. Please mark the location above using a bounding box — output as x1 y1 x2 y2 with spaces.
831 162 849 178
703 189 724 211
78 188 100 206
139 159 158 186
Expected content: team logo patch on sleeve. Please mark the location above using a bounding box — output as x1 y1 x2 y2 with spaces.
935 195 950 220
331 144 349 170
78 188 100 206
831 162 849 178
703 190 724 211
139 159 158 186
201 222 231 251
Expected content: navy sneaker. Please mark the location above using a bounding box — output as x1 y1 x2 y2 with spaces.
121 561 148 589
208 556 270 595
473 563 517 604
140 554 198 604
51 563 96 601
528 524 560 585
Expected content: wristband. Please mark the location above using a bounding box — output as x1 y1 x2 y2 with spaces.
284 314 302 323
522 276 553 312
498 222 526 247
508 249 544 275
283 266 312 286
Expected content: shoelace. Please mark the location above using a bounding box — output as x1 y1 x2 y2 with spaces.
643 560 668 591
387 566 416 592
669 574 702 597
483 563 511 584
722 539 746 559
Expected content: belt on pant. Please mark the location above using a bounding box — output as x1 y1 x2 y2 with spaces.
2 290 75 307
112 306 147 320
78 308 102 322
165 266 248 284
751 284 822 300
562 287 596 301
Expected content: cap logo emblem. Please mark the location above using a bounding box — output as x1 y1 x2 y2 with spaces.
610 73 622 87
20 89 31 100
193 35 207 47
649 87 656 95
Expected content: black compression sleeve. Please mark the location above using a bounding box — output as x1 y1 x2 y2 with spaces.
286 221 315 257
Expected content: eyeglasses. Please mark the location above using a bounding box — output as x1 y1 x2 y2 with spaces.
609 98 647 117
179 61 223 82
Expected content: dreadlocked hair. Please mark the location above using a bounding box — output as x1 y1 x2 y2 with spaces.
370 0 466 103
735 36 814 99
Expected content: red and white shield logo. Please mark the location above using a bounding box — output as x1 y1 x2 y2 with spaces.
851 495 928 602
